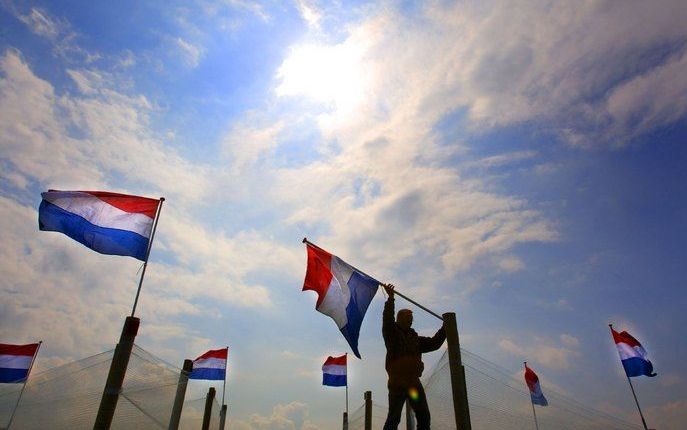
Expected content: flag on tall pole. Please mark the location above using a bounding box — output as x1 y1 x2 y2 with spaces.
609 324 653 430
0 343 40 383
39 190 161 261
189 349 228 381
322 354 347 387
610 326 656 378
302 240 380 358
524 362 548 407
1 341 42 429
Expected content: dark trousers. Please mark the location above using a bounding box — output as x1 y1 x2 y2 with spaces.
383 382 430 430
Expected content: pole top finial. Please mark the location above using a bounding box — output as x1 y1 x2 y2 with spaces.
302 237 307 243
159 197 165 201
608 323 613 327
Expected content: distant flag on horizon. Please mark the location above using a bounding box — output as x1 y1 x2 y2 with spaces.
322 354 347 387
0 343 40 384
189 348 227 381
302 241 381 358
524 363 548 406
611 327 657 378
39 190 161 261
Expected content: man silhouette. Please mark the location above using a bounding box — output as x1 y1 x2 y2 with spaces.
382 284 446 430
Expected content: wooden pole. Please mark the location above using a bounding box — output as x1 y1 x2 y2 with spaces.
93 316 140 430
444 312 471 430
168 359 193 430
6 341 42 430
364 391 372 430
303 238 444 321
201 387 216 430
342 412 348 430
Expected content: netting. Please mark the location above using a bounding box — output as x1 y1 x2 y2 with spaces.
0 344 217 429
363 348 643 430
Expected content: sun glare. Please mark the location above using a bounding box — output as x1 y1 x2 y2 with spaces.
276 42 369 112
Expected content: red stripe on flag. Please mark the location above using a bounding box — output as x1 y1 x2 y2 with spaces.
83 191 159 218
303 243 334 308
323 354 347 366
195 348 228 360
524 365 539 392
0 343 40 356
611 328 642 348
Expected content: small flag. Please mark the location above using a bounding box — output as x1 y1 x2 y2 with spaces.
611 327 656 378
39 190 160 261
322 354 347 387
302 242 380 358
0 343 40 383
524 363 548 406
189 348 227 381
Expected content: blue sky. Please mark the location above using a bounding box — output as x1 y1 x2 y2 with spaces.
1 0 686 428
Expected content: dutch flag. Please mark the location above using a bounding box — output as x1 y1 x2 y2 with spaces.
524 362 548 406
189 348 228 381
302 241 380 358
0 343 40 384
322 354 347 387
611 327 656 378
39 190 161 261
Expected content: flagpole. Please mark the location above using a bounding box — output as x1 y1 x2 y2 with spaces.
130 197 165 317
609 324 649 430
345 353 349 416
7 341 42 430
303 238 444 321
524 362 540 430
222 346 228 406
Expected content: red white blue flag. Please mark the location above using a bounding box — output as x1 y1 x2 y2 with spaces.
189 348 228 381
0 343 40 383
611 327 656 378
39 190 160 261
302 242 380 358
322 354 347 387
524 363 548 406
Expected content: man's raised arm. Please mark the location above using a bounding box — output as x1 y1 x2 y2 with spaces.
419 323 446 353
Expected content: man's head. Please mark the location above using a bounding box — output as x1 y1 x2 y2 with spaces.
396 309 413 330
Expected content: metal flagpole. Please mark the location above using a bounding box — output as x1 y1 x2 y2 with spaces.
345 353 349 416
626 376 649 430
7 341 42 430
609 324 649 430
222 346 228 406
130 197 165 317
303 238 444 321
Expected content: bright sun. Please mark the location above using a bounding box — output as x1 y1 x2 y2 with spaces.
276 41 369 112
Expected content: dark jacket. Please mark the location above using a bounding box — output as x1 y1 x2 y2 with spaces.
382 295 446 389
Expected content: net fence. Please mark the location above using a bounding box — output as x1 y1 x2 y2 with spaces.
354 348 642 430
0 344 219 430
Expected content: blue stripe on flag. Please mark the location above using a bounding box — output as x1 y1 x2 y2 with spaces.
39 200 149 261
340 271 379 358
622 357 656 378
0 368 29 383
530 393 548 406
323 373 347 387
189 367 225 380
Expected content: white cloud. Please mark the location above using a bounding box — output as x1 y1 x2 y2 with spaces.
499 336 580 370
295 0 322 28
230 402 319 430
175 37 203 68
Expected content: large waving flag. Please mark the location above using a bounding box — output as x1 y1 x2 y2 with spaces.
0 343 40 383
611 327 656 378
39 190 161 261
322 354 347 387
524 363 548 406
302 242 380 358
189 348 228 381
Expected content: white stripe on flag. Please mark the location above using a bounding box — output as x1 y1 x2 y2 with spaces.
616 343 648 360
194 357 226 369
0 355 32 370
322 364 346 376
43 191 154 238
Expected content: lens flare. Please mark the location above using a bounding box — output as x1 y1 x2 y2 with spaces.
408 387 419 401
